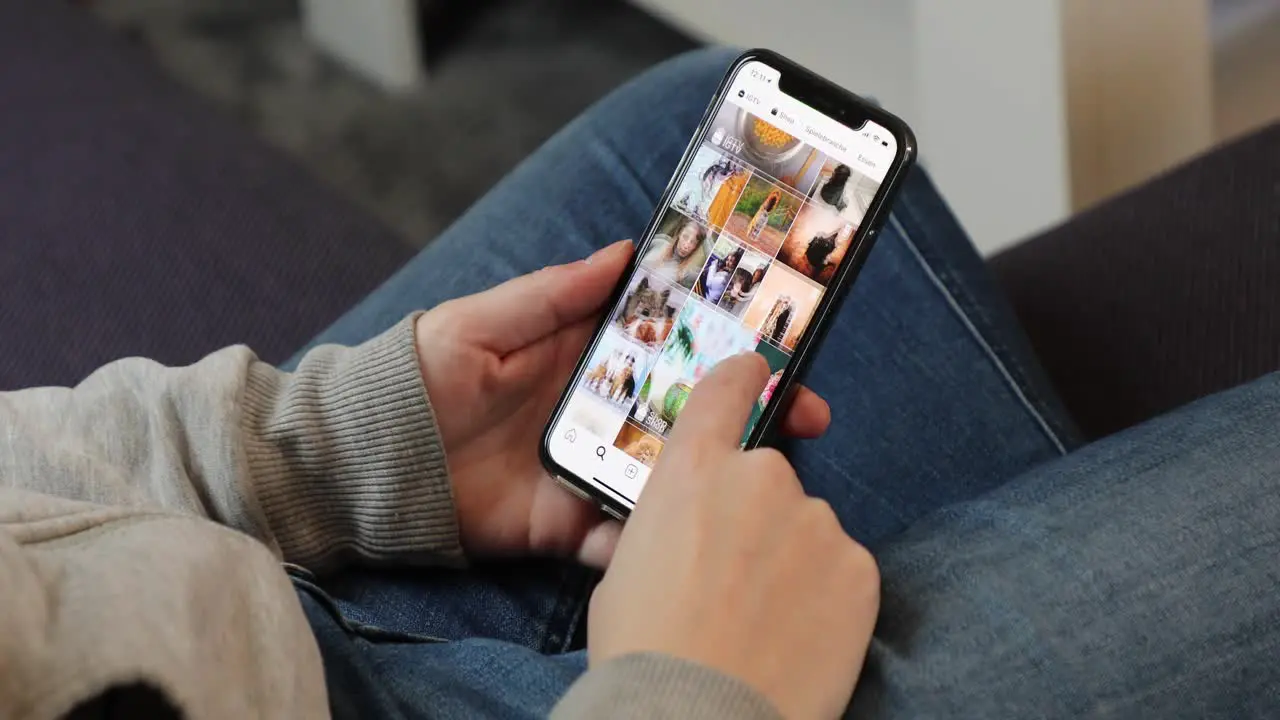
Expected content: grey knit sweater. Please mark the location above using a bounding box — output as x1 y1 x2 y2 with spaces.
0 317 780 719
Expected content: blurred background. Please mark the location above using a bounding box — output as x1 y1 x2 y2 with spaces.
87 0 696 250
5 0 1280 435
85 0 1280 255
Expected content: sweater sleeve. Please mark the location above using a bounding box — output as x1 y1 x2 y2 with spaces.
551 653 783 720
0 315 461 572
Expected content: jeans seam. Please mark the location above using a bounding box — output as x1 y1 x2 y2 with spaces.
589 133 659 217
545 565 603 654
539 565 581 653
888 212 1069 456
892 194 1046 426
813 444 913 530
934 262 1050 438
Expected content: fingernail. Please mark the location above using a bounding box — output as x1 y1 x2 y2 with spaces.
579 521 622 567
584 239 631 265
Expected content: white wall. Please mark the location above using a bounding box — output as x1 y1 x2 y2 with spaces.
301 0 424 92
297 0 1217 255
632 0 1069 254
632 0 1215 256
912 1 1071 253
1214 0 1280 141
630 0 918 128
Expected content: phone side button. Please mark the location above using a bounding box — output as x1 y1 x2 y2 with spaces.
600 503 627 522
554 475 594 503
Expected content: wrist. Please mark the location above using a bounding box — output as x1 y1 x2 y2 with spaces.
246 315 463 571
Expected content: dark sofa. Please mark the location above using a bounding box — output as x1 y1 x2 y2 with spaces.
0 0 414 384
3 0 1278 442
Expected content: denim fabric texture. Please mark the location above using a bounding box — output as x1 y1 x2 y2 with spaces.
293 48 1279 719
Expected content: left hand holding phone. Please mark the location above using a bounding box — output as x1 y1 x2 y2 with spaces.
413 239 635 568
412 241 832 568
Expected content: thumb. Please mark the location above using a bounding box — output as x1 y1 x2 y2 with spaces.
454 240 633 353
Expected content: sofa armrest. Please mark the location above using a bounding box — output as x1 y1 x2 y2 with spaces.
991 122 1280 439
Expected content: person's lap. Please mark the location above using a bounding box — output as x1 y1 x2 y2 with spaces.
301 371 1280 718
290 47 1278 718
291 47 1075 651
853 373 1280 717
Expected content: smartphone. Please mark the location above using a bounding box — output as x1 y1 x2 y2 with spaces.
540 49 916 519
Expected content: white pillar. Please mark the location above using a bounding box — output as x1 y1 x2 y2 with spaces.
300 0 424 93
578 0 1216 254
910 0 1073 253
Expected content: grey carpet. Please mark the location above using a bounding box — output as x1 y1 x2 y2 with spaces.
88 0 696 248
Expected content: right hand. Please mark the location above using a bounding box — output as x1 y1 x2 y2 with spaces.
587 354 881 719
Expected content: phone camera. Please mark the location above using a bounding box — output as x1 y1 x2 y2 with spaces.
738 89 746 98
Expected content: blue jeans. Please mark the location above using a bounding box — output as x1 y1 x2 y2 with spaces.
293 49 1280 718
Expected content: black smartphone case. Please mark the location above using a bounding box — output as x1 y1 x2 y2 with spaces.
540 49 917 520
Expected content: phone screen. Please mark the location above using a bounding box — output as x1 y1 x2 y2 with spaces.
546 58 901 509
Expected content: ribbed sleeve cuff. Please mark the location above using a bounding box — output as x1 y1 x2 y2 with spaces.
551 653 782 720
240 315 462 571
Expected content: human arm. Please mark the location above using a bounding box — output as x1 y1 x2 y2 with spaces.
553 355 879 719
0 315 460 573
0 319 453 717
413 240 833 567
0 241 858 720
1 239 838 572
0 244 642 575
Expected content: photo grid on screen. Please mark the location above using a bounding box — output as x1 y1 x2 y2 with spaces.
578 101 882 467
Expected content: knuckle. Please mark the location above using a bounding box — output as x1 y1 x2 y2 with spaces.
798 499 880 590
737 449 802 502
840 541 881 597
801 497 840 528
746 447 796 480
846 541 878 578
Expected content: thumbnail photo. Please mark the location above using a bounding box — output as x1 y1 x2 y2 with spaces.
718 249 771 319
706 161 752 230
808 158 880 225
707 103 826 193
579 331 655 408
563 393 627 444
613 420 665 468
741 340 792 446
723 175 803 256
629 299 760 438
612 271 685 350
671 145 747 228
641 208 714 291
741 264 824 351
692 234 744 306
778 203 856 286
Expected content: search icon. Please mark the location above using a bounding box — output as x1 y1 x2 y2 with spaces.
595 446 606 460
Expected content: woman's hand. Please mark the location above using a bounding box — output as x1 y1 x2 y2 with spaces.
413 240 832 568
589 355 878 718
